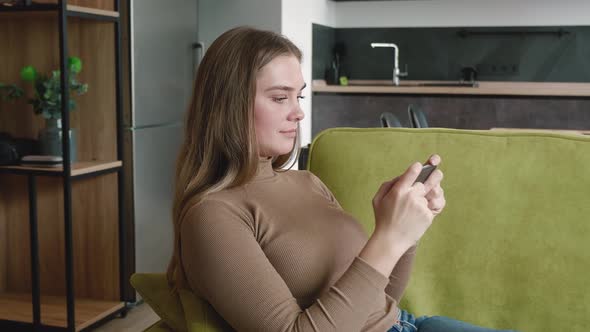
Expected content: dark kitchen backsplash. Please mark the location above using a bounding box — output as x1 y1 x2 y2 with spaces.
312 24 590 82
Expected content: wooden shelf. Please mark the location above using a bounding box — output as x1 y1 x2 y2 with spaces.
0 4 119 20
67 5 118 18
0 161 122 177
0 292 124 331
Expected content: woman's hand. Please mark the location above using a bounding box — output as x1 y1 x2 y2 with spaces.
372 162 434 250
423 154 446 216
360 155 446 278
371 155 446 250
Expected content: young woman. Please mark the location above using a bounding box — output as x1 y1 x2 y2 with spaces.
167 26 517 332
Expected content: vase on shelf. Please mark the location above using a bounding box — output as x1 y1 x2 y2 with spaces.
38 118 77 162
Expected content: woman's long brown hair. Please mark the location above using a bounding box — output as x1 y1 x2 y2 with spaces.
168 26 303 289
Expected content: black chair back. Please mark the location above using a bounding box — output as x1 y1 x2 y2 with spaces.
408 105 429 128
298 144 310 170
380 112 403 128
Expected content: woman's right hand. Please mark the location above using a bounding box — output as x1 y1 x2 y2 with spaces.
371 161 438 251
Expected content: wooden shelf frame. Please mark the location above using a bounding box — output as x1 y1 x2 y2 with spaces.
0 0 129 331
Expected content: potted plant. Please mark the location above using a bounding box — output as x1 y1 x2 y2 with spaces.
20 56 88 161
0 82 23 108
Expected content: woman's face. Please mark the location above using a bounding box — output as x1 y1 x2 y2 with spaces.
254 54 306 157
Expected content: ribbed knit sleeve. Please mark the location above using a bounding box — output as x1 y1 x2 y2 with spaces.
308 171 417 304
385 244 417 303
307 172 343 209
180 199 391 332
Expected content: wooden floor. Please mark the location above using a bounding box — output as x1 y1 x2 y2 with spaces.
92 302 160 332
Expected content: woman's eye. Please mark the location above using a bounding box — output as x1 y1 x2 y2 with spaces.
272 97 288 103
297 95 306 101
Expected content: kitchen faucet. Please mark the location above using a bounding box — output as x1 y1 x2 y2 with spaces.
371 43 408 86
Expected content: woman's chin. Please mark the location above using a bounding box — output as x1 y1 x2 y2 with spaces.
273 145 294 156
262 139 295 157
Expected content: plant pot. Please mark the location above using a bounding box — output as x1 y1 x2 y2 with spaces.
38 118 77 162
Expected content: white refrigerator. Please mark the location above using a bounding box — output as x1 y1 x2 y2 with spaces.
123 0 200 301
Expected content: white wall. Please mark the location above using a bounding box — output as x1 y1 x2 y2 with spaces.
281 0 336 147
198 0 282 51
335 0 590 28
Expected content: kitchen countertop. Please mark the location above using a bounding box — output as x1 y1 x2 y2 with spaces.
312 79 590 97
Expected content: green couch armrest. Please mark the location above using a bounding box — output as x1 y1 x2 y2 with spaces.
130 273 232 332
130 273 187 332
144 320 173 332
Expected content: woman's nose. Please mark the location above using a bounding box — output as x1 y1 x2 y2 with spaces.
288 103 305 122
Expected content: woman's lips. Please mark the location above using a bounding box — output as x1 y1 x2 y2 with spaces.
280 129 297 137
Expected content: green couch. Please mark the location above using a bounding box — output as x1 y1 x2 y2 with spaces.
131 128 590 332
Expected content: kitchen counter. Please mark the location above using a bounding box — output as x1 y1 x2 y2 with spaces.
312 79 590 97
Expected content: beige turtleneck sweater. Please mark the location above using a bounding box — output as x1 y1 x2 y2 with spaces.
180 157 417 332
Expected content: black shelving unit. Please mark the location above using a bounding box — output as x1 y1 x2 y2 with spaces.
0 1 128 331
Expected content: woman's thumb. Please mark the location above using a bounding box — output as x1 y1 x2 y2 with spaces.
374 177 399 203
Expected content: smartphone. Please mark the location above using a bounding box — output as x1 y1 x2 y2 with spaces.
414 164 437 184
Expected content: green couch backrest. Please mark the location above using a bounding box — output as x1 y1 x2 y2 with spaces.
307 128 590 332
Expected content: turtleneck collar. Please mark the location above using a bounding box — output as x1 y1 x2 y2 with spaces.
254 156 277 181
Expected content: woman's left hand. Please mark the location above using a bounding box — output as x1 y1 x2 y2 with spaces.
423 154 446 216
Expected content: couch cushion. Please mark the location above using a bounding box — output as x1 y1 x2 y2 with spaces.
307 128 590 332
130 273 187 332
144 320 173 332
178 288 233 332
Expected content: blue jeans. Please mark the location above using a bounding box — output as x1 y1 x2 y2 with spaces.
387 309 518 332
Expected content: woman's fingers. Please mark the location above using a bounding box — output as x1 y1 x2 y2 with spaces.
423 154 443 192
425 154 441 167
425 185 443 200
424 169 443 193
396 162 424 190
376 180 394 197
428 197 446 214
426 185 446 214
373 177 398 205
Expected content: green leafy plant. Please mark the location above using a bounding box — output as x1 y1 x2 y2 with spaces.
20 56 89 120
0 82 24 108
